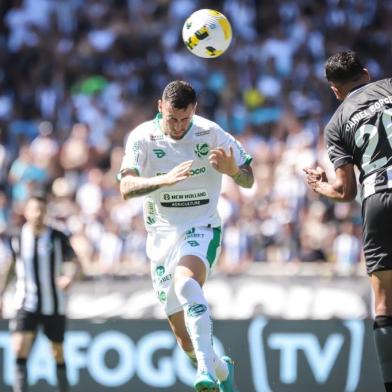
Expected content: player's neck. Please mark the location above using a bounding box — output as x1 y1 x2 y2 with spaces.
27 222 47 236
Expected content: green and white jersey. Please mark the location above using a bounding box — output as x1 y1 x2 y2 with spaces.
120 114 252 231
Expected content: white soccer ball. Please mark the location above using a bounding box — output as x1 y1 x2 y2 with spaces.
182 9 232 58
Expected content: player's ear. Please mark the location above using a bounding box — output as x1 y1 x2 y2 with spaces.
331 85 343 101
363 68 370 82
158 99 162 113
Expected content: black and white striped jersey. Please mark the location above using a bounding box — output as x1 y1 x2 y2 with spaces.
325 78 392 200
9 224 76 316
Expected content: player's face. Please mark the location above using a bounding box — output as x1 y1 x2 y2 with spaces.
158 99 196 140
24 199 46 229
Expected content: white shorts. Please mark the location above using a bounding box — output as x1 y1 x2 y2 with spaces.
147 226 222 316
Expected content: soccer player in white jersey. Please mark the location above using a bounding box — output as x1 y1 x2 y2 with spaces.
119 81 254 392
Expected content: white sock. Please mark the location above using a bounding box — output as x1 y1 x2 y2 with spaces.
213 353 229 382
174 277 216 378
184 350 229 381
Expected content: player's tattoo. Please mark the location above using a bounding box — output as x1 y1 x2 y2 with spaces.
230 165 254 188
125 185 161 198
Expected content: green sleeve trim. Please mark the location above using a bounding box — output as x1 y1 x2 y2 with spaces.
243 155 253 165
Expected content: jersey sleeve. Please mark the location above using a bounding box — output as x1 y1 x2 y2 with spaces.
57 230 76 262
216 127 253 166
325 123 353 169
119 129 147 177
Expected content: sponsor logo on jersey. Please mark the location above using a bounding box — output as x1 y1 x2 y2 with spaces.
153 149 166 158
131 141 141 162
194 143 210 158
160 189 209 207
158 291 167 303
235 140 248 161
195 130 210 136
158 274 172 285
155 266 165 277
146 216 156 225
145 200 157 225
156 166 206 177
150 134 165 141
185 228 204 239
187 240 200 247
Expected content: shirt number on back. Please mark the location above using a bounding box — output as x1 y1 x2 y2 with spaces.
354 108 392 175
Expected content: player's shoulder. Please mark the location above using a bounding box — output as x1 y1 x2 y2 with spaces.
49 223 71 239
324 104 345 138
192 115 224 132
365 78 392 91
191 115 227 140
126 119 157 142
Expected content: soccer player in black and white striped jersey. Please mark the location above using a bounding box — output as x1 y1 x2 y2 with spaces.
0 191 81 392
304 51 392 391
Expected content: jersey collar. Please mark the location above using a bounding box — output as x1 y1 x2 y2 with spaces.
153 112 194 140
346 83 368 99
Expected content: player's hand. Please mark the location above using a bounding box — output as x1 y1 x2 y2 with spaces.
56 276 73 291
162 160 193 186
209 147 238 176
303 166 328 191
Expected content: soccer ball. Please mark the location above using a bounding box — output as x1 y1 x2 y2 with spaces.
182 9 232 58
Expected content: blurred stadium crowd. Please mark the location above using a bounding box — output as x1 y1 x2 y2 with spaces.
0 0 390 277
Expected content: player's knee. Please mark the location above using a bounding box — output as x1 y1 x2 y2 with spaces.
51 343 65 363
11 333 33 358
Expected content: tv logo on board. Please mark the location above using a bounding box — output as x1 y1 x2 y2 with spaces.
248 318 365 392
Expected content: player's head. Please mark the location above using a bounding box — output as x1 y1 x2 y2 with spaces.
325 50 370 101
158 81 197 140
24 190 48 230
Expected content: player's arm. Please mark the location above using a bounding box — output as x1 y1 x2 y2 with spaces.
208 146 254 188
119 160 194 199
230 164 254 188
303 163 357 202
0 257 16 316
56 234 84 291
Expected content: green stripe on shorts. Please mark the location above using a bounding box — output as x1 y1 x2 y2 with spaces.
207 227 222 267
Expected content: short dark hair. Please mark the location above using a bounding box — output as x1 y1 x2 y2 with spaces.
325 51 365 85
162 81 197 109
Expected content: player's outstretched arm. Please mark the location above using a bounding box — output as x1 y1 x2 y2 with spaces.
120 160 193 199
303 164 357 202
209 146 254 188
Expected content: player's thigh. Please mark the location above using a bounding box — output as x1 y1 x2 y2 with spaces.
176 255 208 286
42 315 66 345
362 191 392 274
371 270 392 315
175 226 222 286
11 332 36 357
10 310 38 357
168 310 193 351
